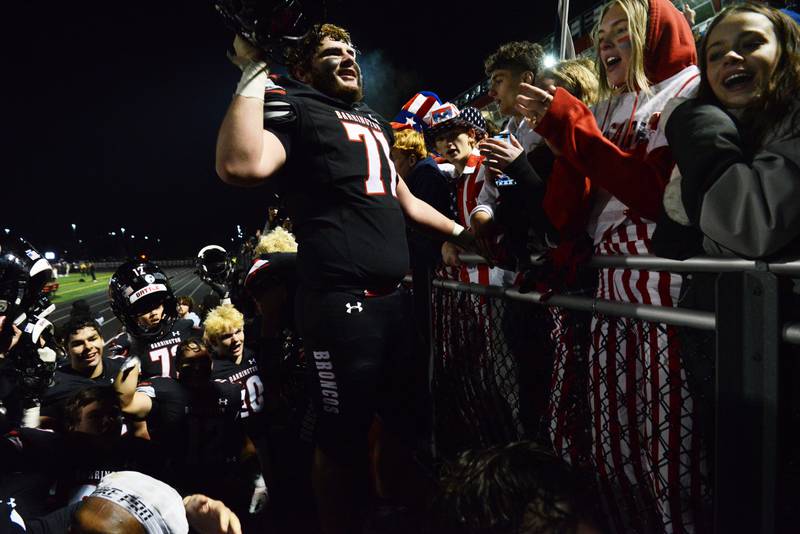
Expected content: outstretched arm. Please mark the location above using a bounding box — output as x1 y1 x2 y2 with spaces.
517 84 672 220
113 360 152 419
396 177 476 252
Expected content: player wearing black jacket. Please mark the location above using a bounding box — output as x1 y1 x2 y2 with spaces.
216 24 478 534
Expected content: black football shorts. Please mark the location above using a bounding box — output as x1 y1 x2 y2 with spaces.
296 286 414 462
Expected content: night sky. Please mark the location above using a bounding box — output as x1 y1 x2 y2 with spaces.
7 0 597 260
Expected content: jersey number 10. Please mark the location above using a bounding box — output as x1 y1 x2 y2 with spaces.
342 122 398 197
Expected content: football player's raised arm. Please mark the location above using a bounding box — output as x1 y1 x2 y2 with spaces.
396 178 475 251
216 96 287 186
120 391 153 420
114 361 153 419
216 36 287 186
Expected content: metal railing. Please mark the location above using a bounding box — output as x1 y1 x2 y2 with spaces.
414 253 798 534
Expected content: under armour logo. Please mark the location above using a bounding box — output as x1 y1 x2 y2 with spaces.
218 397 229 406
345 302 363 314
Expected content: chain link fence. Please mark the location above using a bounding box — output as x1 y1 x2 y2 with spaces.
427 268 724 533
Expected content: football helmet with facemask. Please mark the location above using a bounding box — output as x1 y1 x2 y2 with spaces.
213 0 333 62
108 261 177 339
0 236 57 408
0 236 54 348
196 245 232 286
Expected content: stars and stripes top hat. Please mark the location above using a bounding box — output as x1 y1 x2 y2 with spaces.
391 91 442 132
422 102 487 151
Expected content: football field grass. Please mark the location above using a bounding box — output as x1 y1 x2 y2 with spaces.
49 272 113 305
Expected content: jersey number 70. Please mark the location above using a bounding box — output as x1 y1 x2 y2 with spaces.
341 122 398 197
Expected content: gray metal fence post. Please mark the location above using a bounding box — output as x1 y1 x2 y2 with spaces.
715 271 779 533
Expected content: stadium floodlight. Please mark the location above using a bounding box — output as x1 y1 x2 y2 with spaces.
543 54 557 68
71 223 77 231
44 252 56 260
3 228 9 234
120 227 126 234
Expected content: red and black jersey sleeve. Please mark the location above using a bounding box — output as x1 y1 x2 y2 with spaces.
262 77 300 159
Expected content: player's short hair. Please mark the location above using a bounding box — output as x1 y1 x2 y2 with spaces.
287 23 353 76
63 386 120 432
202 304 244 345
60 316 102 348
484 41 544 77
176 338 210 367
434 441 598 534
541 57 600 106
176 295 194 311
393 129 427 160
254 227 298 255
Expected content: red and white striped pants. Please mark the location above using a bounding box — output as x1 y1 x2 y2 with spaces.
548 220 708 534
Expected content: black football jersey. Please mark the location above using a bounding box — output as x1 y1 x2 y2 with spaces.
1 427 164 517
138 377 243 472
107 319 195 379
211 348 264 420
263 76 409 290
40 356 125 418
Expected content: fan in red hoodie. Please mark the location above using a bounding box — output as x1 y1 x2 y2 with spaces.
516 1 707 533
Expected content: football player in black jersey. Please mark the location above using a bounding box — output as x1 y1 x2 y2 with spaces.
204 304 273 508
115 338 268 516
106 261 195 379
40 317 125 425
216 23 478 533
204 304 265 422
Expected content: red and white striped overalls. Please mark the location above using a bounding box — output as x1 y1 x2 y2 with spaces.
547 69 708 534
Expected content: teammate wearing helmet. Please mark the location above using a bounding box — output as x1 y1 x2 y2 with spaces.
106 261 194 379
0 236 58 430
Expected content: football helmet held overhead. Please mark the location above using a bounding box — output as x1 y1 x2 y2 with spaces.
108 261 177 339
213 0 326 60
196 245 232 286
